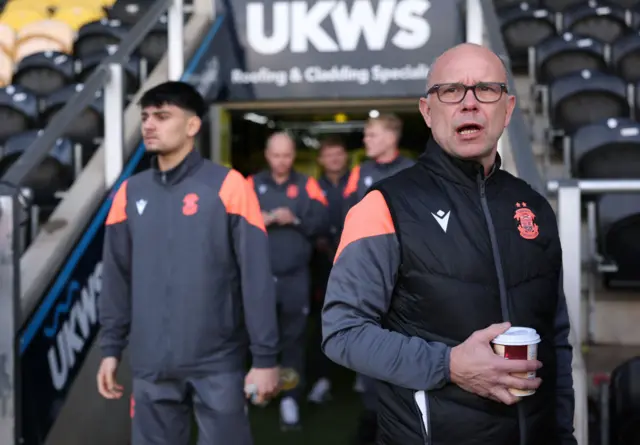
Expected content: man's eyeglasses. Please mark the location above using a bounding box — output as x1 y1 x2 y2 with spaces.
426 82 508 104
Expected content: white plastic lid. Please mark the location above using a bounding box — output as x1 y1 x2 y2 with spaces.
491 327 540 346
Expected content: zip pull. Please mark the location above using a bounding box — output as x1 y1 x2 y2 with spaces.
480 180 486 197
161 173 167 184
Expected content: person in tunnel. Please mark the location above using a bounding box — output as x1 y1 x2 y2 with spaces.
322 43 576 445
96 81 280 445
307 135 351 404
248 131 329 430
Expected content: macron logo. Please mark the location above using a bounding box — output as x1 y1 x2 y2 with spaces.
431 210 450 233
136 199 147 215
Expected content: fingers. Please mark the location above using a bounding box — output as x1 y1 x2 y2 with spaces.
497 358 542 374
490 386 521 405
97 371 111 399
474 322 511 342
104 371 123 399
499 375 542 391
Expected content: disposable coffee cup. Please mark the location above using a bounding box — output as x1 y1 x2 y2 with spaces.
491 327 541 397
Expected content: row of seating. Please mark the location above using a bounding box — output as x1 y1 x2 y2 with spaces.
1 18 170 88
500 1 640 68
530 31 640 84
0 83 104 143
496 0 640 13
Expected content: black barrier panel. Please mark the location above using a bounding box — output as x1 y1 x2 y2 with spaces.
189 0 464 102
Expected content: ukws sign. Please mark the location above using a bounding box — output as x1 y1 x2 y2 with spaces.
193 0 463 101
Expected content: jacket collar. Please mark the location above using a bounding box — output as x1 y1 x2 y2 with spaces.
419 138 501 188
151 149 203 186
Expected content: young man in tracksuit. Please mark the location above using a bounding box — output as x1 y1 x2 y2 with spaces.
322 44 576 445
342 114 415 210
248 132 329 430
307 136 350 404
343 114 415 445
96 81 280 445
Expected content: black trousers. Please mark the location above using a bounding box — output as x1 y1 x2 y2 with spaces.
308 248 335 382
131 372 252 445
275 267 311 401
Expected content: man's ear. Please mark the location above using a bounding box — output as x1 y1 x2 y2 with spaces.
419 97 432 128
504 94 516 128
187 115 202 137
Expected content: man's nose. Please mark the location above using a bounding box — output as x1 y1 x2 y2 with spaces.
461 89 480 110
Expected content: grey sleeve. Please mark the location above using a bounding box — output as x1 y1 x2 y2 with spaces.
226 171 279 368
296 177 329 237
321 191 451 391
555 270 577 444
99 183 131 361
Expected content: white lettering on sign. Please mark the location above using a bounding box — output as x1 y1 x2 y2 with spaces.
230 63 430 88
48 262 103 391
246 0 431 55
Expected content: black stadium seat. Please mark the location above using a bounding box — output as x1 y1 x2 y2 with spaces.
0 85 38 142
608 356 640 444
12 51 75 97
78 47 141 94
138 18 169 70
499 3 557 70
532 32 607 85
0 129 74 204
571 118 640 178
548 70 629 134
562 2 629 44
540 0 585 13
74 19 128 60
40 83 104 144
597 194 640 288
612 32 640 83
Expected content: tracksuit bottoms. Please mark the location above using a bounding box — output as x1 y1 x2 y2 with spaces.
275 267 310 401
131 372 252 445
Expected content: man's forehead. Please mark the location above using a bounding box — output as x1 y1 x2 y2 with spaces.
429 45 507 84
267 134 295 151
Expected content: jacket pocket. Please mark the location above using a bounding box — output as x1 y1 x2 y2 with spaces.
414 390 431 445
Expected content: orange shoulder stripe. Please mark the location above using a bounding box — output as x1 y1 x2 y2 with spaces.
334 190 394 263
106 180 128 226
343 165 361 198
219 169 266 233
247 175 255 189
305 177 328 206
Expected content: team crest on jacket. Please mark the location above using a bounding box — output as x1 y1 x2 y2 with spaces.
182 193 199 216
286 184 299 199
514 202 539 240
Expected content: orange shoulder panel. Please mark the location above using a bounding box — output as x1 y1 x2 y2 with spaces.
219 169 266 233
246 175 254 189
334 190 395 263
342 165 361 198
305 177 328 206
106 180 128 226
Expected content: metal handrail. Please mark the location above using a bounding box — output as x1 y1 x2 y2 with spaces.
0 0 174 188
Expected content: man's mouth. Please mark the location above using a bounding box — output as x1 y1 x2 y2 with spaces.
456 123 483 135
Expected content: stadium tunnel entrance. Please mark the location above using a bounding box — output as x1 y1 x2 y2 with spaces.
204 99 431 175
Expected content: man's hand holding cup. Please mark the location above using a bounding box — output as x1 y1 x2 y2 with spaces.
449 322 542 405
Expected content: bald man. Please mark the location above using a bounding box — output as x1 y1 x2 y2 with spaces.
248 132 329 430
322 44 576 445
